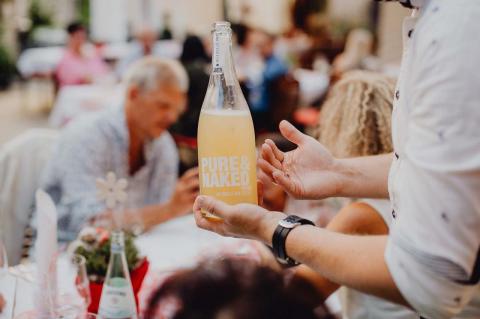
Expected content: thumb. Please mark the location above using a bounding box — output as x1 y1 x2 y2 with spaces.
279 120 305 145
193 195 231 219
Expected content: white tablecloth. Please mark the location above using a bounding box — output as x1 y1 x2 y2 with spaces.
1 215 341 317
49 84 124 129
0 215 243 318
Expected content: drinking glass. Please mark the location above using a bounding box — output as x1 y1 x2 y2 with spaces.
71 254 91 309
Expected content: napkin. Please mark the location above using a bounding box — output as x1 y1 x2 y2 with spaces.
34 190 58 319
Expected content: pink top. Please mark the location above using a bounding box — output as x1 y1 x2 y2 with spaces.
55 50 109 87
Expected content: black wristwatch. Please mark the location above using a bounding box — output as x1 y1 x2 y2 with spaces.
272 215 315 266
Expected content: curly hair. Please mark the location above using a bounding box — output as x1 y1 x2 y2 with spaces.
315 71 395 158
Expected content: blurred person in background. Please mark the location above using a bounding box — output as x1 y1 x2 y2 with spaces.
247 30 289 132
41 57 198 242
55 22 110 87
330 29 379 82
116 26 159 78
143 258 334 319
170 35 211 174
170 35 210 139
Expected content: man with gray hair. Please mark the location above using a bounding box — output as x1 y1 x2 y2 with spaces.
42 57 199 242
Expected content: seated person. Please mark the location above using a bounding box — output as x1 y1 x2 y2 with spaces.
42 57 198 242
55 22 110 87
143 258 334 319
116 26 159 78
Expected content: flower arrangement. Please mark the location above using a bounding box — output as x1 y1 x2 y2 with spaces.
69 227 140 283
70 226 149 313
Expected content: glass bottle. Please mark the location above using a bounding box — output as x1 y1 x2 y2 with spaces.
98 231 137 319
197 21 258 220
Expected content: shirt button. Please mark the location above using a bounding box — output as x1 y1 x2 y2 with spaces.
408 29 414 38
392 210 397 219
395 90 400 100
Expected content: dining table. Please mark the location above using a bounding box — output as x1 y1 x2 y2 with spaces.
0 215 341 318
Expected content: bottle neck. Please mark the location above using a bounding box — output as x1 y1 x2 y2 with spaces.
110 231 125 254
212 28 236 86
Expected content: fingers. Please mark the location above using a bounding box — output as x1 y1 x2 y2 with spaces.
279 120 305 145
258 158 281 179
261 143 282 170
183 177 200 192
265 139 285 163
257 180 264 206
193 195 231 220
181 166 199 180
257 165 273 184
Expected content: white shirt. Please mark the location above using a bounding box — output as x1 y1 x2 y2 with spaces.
385 1 480 318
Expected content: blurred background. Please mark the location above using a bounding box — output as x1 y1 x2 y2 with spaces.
0 0 409 144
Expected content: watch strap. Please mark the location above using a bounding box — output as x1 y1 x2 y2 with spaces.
272 215 315 266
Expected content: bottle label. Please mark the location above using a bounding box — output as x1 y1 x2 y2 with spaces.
98 278 137 319
213 32 228 70
201 156 250 188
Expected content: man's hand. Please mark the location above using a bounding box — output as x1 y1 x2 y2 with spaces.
258 120 342 199
193 195 285 244
91 167 199 230
169 167 199 217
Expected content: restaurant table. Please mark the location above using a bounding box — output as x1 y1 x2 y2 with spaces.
1 215 341 318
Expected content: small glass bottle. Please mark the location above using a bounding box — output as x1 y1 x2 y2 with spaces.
197 21 258 220
98 231 137 319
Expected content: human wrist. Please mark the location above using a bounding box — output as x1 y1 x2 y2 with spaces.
258 212 285 245
332 158 355 197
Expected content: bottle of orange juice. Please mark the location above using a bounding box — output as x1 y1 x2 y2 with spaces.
197 21 257 220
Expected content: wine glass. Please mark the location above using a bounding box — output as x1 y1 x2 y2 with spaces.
71 254 91 309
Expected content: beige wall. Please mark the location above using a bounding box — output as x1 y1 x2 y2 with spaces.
377 2 410 63
327 0 371 26
128 0 223 38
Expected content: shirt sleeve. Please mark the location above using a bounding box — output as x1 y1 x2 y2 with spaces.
41 122 109 242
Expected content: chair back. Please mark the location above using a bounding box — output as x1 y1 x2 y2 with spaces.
0 129 58 265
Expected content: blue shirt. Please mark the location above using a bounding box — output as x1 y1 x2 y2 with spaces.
248 55 288 113
41 104 178 242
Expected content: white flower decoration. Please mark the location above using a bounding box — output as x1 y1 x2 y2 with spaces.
96 172 128 209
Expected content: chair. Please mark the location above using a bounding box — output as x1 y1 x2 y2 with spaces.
0 129 58 265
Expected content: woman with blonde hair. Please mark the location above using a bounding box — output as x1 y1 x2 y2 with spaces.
315 70 395 158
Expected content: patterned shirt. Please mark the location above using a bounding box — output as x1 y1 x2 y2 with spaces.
385 1 480 318
41 104 178 242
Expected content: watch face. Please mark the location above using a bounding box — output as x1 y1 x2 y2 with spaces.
279 218 301 229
